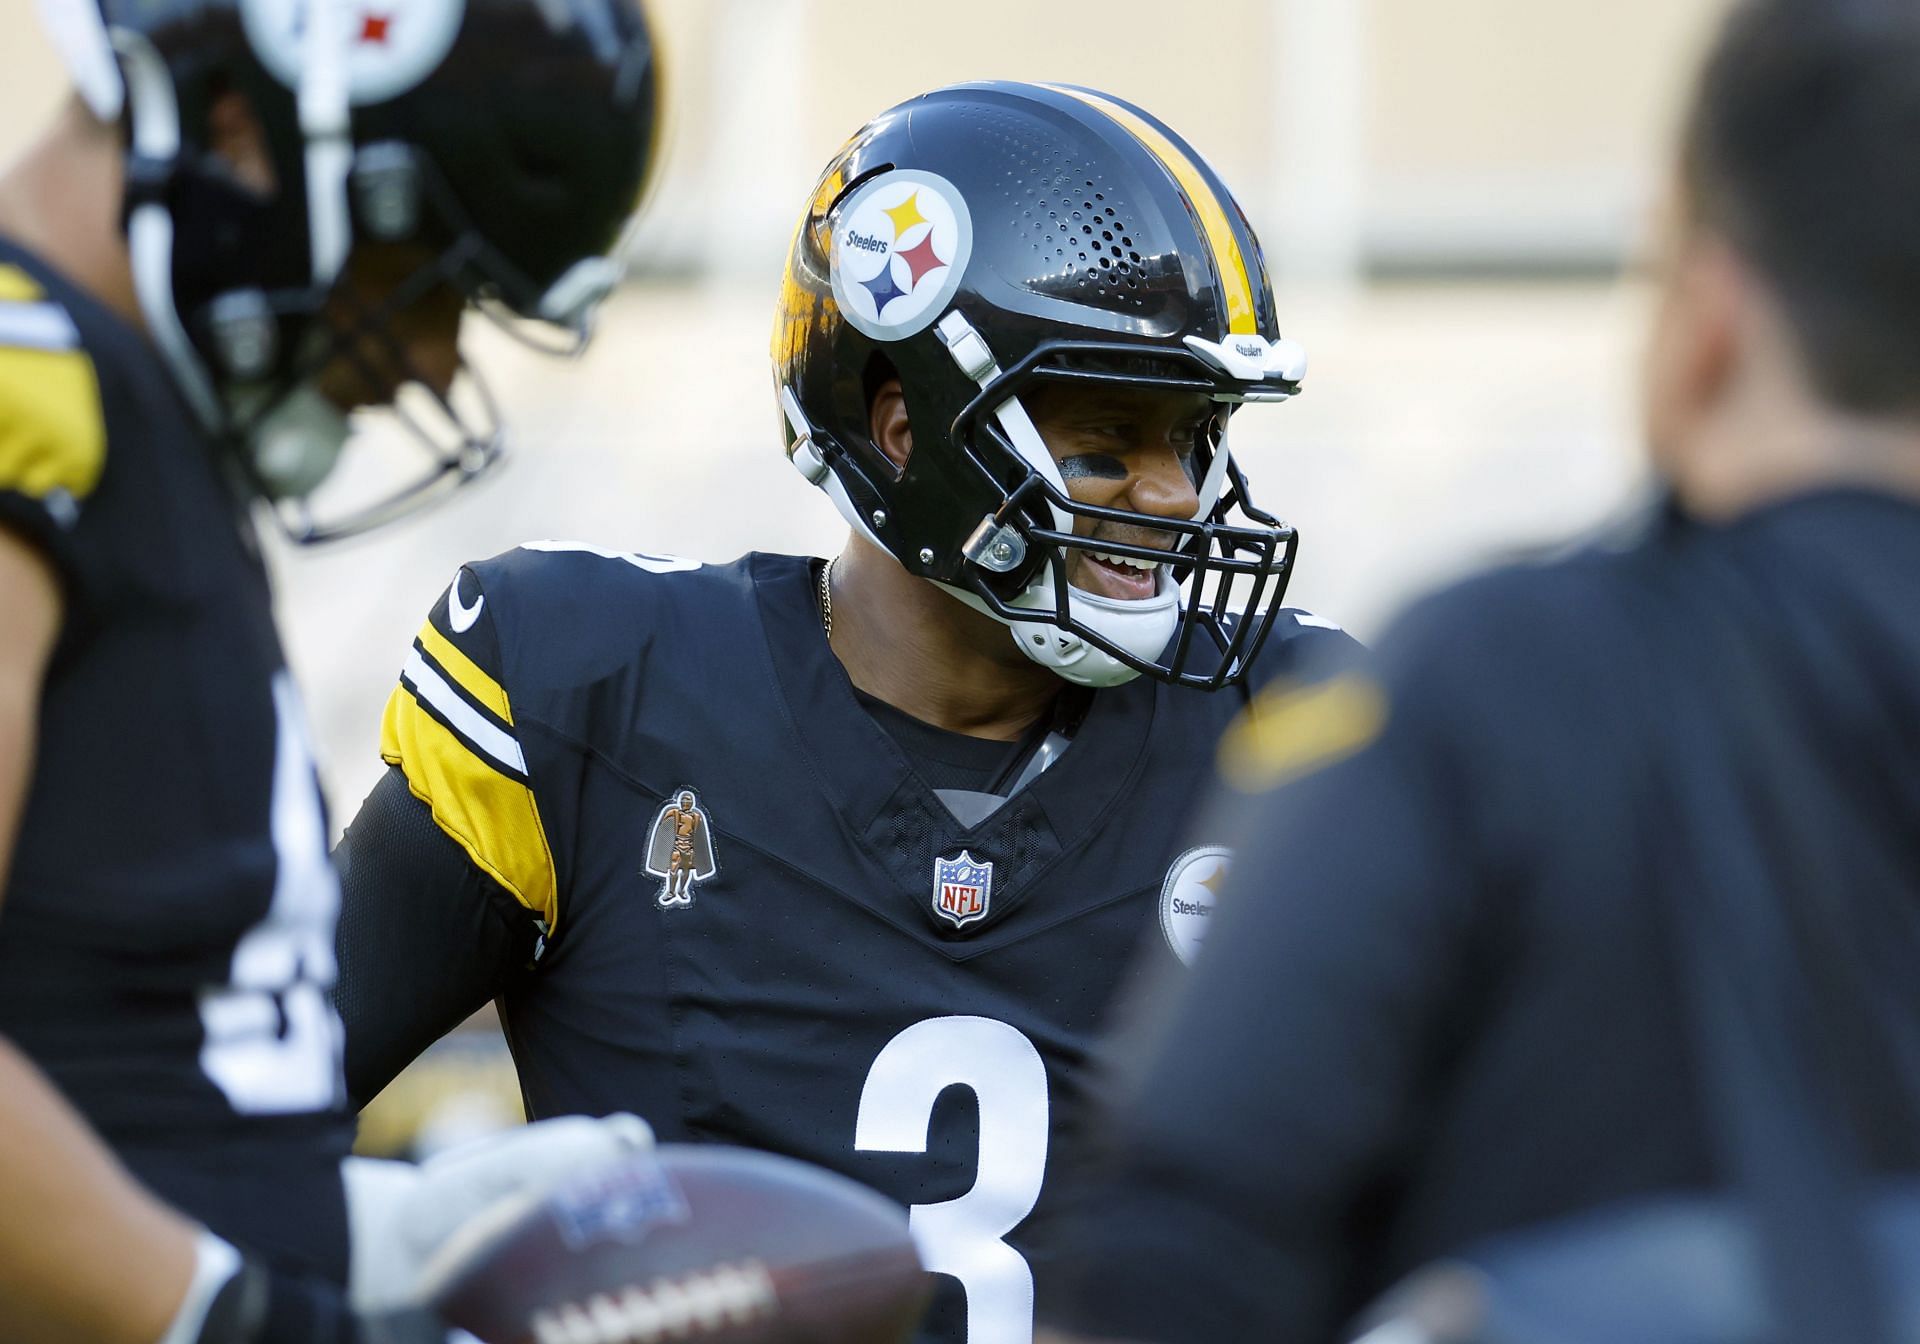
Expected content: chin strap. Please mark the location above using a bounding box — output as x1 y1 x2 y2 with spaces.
113 27 223 430
297 0 354 287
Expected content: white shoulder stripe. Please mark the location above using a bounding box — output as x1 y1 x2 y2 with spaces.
402 649 528 776
0 301 79 352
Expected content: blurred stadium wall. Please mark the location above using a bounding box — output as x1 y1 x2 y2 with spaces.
3 0 1729 1148
1 1 1725 283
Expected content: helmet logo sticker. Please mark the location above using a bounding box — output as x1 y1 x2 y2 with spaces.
243 0 468 106
830 170 974 342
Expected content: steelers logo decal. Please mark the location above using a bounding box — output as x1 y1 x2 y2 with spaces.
1159 845 1231 966
242 0 467 106
830 170 973 342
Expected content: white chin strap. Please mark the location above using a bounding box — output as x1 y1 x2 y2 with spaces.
99 7 357 498
113 28 224 429
967 563 1179 688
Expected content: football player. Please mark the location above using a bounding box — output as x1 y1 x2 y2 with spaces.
1038 1 1920 1341
0 2 659 1341
331 82 1360 1344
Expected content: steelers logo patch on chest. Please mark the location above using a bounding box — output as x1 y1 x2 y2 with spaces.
829 169 974 342
1159 845 1230 965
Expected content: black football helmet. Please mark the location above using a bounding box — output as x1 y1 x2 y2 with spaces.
773 81 1306 690
48 0 660 540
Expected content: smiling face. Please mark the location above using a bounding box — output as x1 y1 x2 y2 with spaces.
1021 380 1213 601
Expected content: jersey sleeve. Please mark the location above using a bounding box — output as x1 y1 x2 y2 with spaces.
333 767 540 1108
376 564 561 936
0 265 107 588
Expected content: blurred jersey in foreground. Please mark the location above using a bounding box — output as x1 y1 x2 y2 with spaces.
1049 491 1920 1342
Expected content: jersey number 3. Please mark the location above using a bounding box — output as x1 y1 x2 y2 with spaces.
197 676 345 1114
855 1016 1049 1344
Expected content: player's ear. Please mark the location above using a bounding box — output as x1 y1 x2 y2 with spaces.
868 377 913 473
206 87 278 197
1643 226 1743 474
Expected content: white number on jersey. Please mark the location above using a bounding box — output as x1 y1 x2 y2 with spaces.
197 675 346 1114
855 1016 1050 1344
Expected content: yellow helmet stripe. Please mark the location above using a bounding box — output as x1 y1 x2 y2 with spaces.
1046 86 1258 336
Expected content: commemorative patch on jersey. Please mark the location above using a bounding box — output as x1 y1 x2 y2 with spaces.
644 788 718 909
932 850 993 929
1159 845 1230 965
830 169 973 342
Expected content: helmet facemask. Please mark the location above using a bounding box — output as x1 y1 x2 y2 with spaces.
784 325 1303 691
75 0 653 544
231 143 627 544
936 327 1303 690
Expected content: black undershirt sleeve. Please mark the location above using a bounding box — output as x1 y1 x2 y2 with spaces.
331 767 541 1110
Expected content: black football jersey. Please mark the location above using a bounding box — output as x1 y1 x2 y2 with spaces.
356 539 1358 1343
0 241 352 1281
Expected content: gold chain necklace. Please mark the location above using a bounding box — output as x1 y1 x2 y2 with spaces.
816 554 836 636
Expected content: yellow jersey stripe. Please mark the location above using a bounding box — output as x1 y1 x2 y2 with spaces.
0 265 43 304
401 650 525 776
1217 673 1389 793
1047 85 1258 336
416 618 513 725
380 683 559 931
0 344 106 505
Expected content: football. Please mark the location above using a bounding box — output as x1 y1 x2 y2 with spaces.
424 1143 932 1344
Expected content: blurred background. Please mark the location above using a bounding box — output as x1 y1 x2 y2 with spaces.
5 0 1728 1151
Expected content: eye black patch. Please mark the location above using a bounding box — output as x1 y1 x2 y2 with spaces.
1057 453 1128 481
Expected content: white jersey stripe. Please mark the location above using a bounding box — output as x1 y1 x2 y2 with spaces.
0 301 80 352
401 649 528 776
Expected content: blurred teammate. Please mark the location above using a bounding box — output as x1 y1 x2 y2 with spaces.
0 2 659 1340
1040 2 1920 1341
331 82 1357 1344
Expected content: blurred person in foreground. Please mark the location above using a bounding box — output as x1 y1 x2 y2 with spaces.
1039 1 1920 1341
330 81 1358 1344
0 2 659 1341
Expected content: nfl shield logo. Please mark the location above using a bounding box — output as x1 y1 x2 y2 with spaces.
932 850 993 929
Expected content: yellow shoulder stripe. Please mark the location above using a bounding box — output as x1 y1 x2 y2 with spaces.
0 266 104 505
380 684 559 932
0 266 43 304
1046 86 1258 336
1217 672 1389 794
416 618 512 724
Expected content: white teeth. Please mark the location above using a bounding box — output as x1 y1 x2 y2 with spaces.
1091 550 1161 571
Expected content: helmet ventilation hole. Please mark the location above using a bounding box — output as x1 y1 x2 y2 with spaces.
960 102 1151 311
